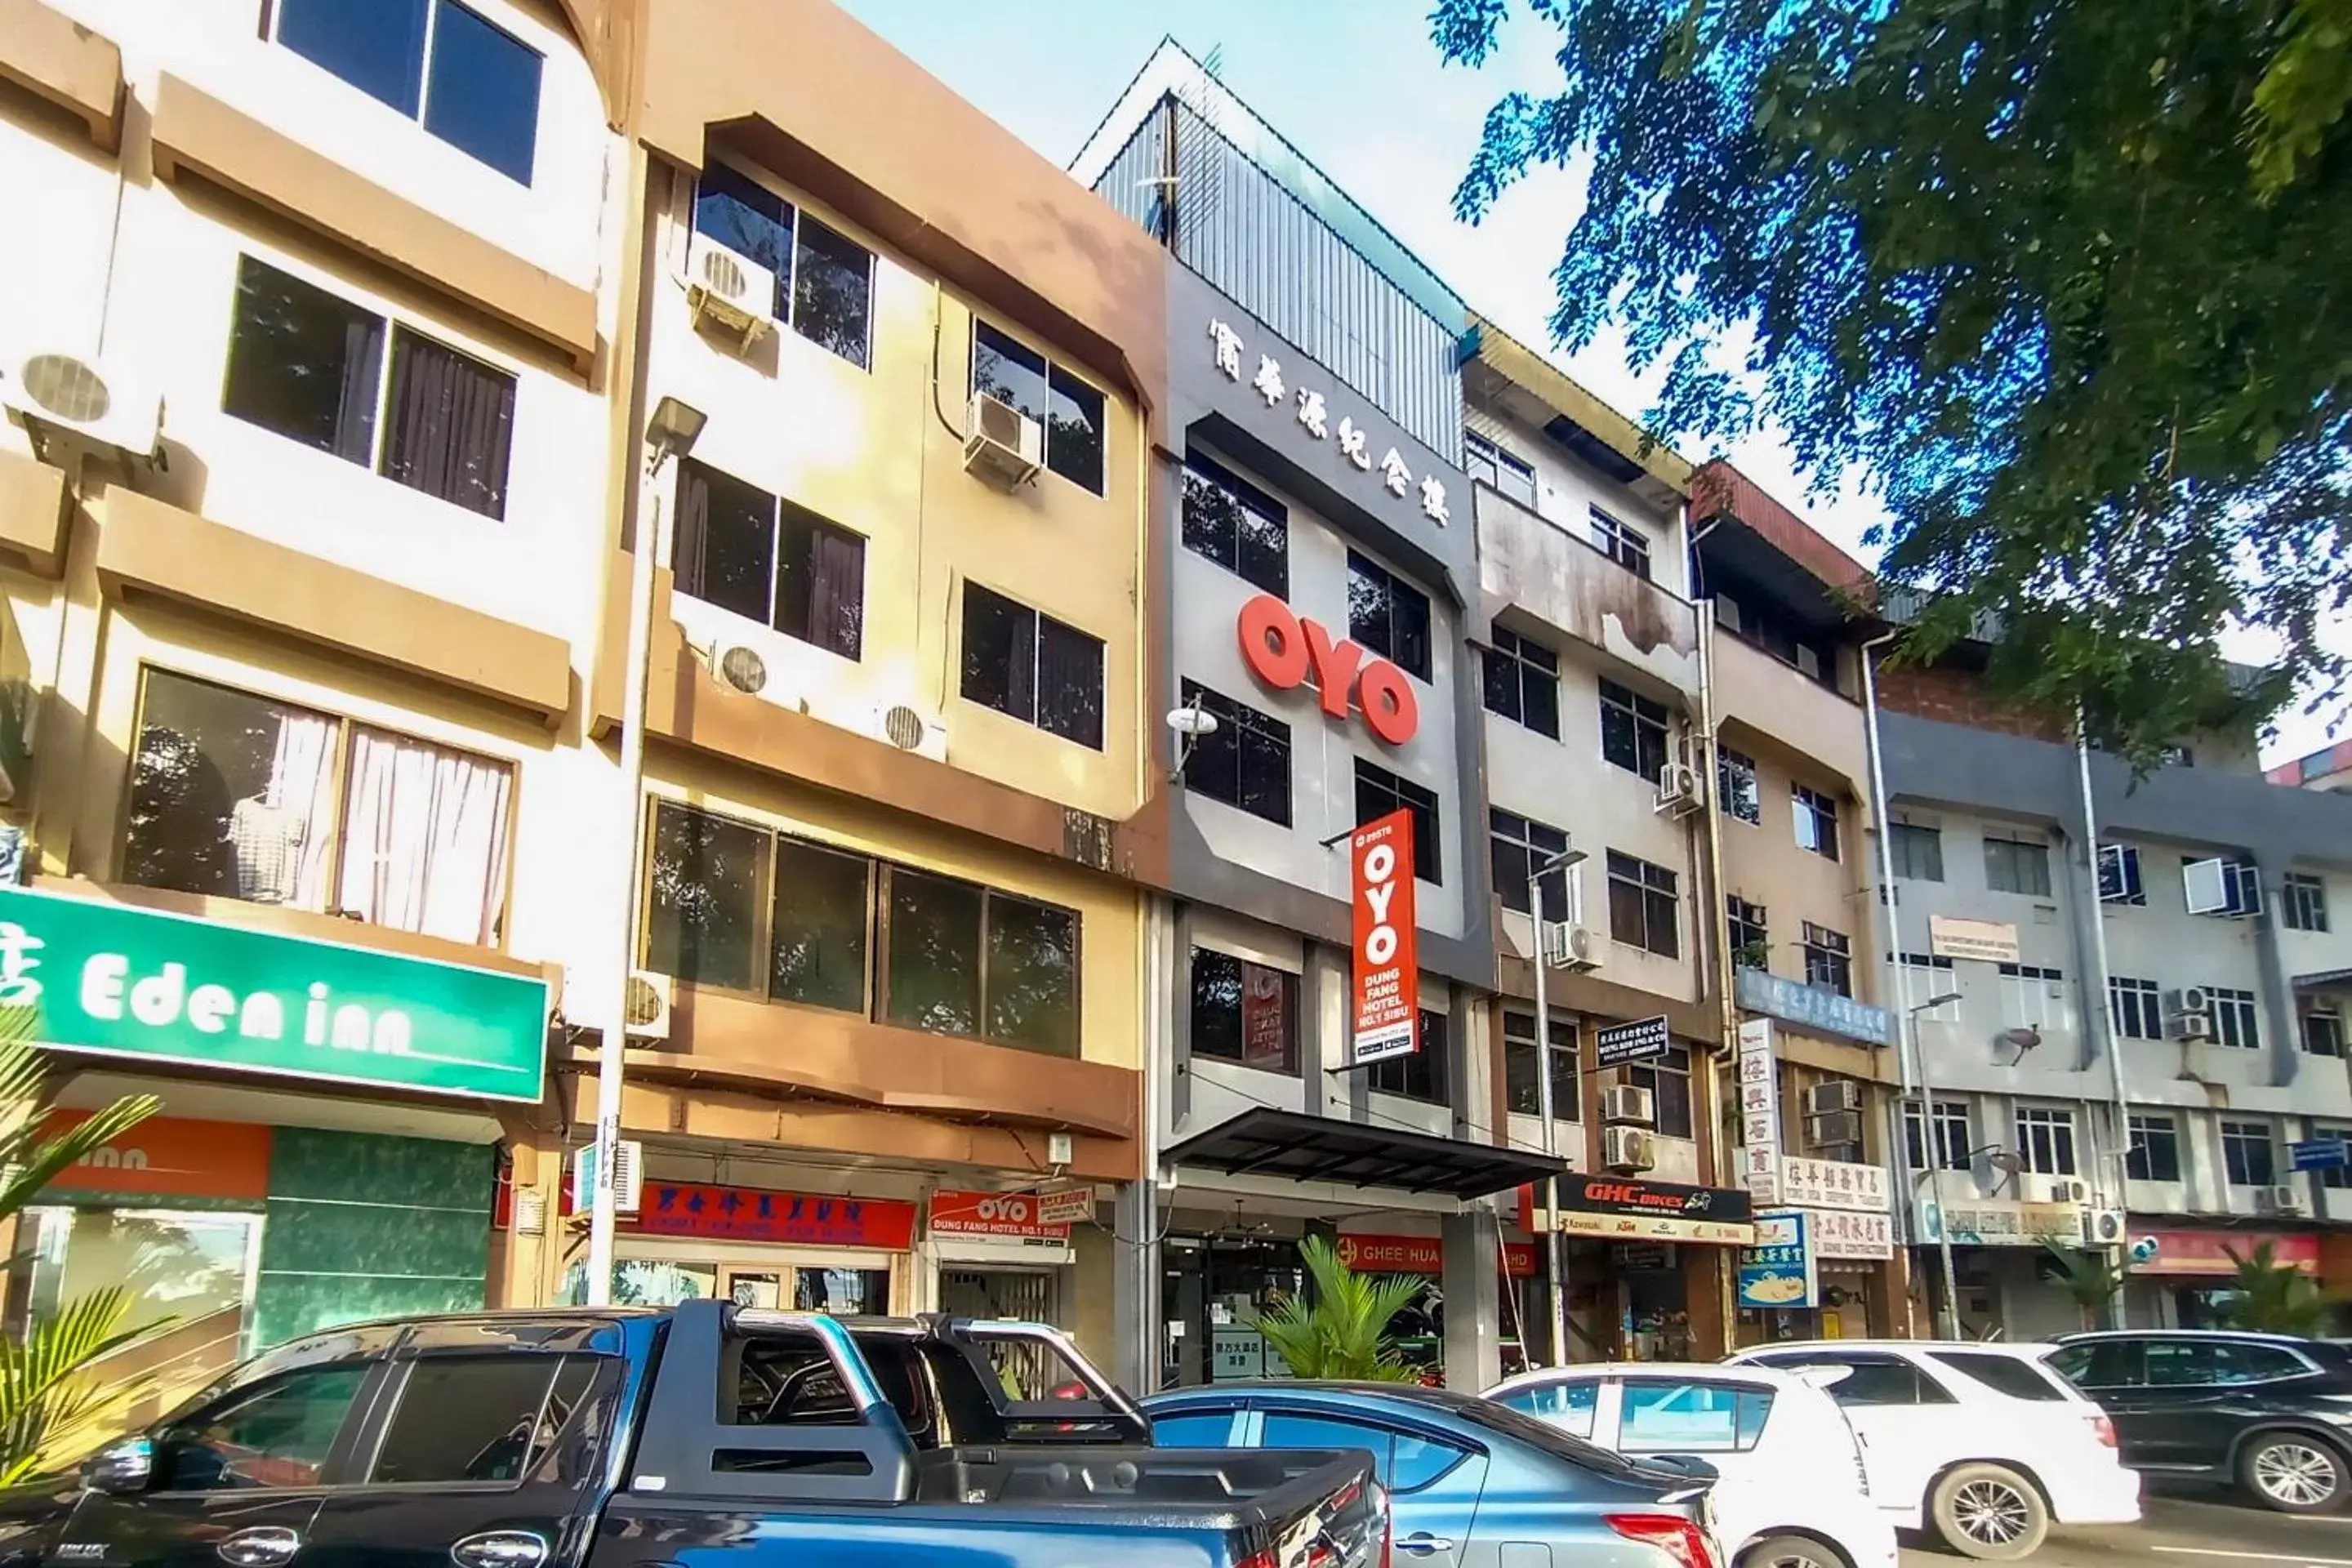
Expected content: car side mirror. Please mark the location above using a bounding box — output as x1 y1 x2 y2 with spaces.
84 1437 154 1496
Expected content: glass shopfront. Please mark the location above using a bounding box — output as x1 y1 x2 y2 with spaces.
1162 1232 1303 1388
563 1178 917 1314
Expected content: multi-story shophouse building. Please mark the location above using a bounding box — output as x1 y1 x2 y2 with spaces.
1076 42 1562 1392
0 0 620 1410
1875 634 2352 1334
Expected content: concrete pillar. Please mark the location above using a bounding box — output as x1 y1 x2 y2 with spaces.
1111 1176 1160 1394
1441 1207 1500 1390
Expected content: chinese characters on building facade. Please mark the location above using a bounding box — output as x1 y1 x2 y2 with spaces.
1209 319 1449 525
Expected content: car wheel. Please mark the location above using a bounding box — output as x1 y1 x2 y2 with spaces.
2239 1434 2349 1513
1930 1463 2049 1561
1738 1535 1846 1568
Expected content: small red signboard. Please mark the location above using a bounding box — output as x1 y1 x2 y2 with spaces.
929 1189 1072 1241
631 1183 917 1250
1335 1232 1539 1277
1350 809 1419 1066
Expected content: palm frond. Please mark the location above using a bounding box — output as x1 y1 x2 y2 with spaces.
1250 1236 1424 1381
2221 1242 2334 1335
0 1289 163 1484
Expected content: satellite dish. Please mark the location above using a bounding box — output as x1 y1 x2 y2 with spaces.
1987 1150 2026 1175
1167 704 1221 737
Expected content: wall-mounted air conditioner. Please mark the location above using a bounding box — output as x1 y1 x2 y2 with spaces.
1803 1080 1864 1118
1601 1085 1655 1126
683 232 776 350
571 1139 644 1216
1602 1125 1657 1173
1655 760 1704 817
1540 920 1601 973
2260 1184 2305 1215
624 971 675 1042
869 701 948 763
964 392 1042 488
2027 1175 2089 1205
1 350 162 461
1806 1110 1864 1149
2082 1208 2127 1247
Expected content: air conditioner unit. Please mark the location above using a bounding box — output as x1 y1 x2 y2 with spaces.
2027 1175 2089 1205
624 971 674 1042
708 641 771 697
2260 1184 2305 1215
1655 760 1704 817
964 392 1043 489
683 232 776 348
1601 1084 1655 1126
1540 920 1601 973
571 1138 644 1216
869 701 948 763
2168 986 2214 1018
1 350 162 461
2082 1208 2127 1247
1803 1080 1864 1119
1805 1109 1863 1148
2173 1013 2214 1043
1602 1125 1657 1173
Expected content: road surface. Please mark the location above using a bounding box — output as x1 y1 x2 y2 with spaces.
1900 1488 2352 1568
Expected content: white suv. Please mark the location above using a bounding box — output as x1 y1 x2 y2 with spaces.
1726 1341 2141 1560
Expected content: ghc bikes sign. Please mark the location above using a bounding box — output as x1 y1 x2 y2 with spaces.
1237 593 1419 746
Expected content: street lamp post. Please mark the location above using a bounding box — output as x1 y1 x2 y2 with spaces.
1909 990 1965 1338
1529 845 1588 1367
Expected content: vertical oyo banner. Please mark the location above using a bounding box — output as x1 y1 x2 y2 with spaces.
1349 809 1419 1065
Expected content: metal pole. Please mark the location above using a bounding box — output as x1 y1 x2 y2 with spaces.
586 452 670 1307
1911 1001 1963 1338
2075 711 2132 1329
1860 638 1923 1332
1530 868 1570 1367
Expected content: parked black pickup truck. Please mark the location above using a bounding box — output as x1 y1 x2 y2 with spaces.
0 1303 1383 1568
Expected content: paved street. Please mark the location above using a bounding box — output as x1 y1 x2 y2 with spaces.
1900 1489 2352 1568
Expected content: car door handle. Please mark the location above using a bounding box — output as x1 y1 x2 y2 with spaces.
451 1532 550 1568
1396 1535 1454 1556
216 1528 301 1568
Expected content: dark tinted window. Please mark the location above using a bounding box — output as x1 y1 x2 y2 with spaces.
695 163 794 309
1491 809 1569 916
769 840 870 1013
421 2 541 184
960 585 1103 749
372 1356 593 1484
791 214 874 369
225 257 385 466
2047 1340 2139 1389
1928 1351 2069 1402
1347 552 1432 682
1151 1410 1237 1447
1758 1353 1952 1407
675 461 865 659
1367 1008 1450 1105
278 0 428 114
884 869 982 1037
1190 948 1299 1075
972 323 1046 427
381 325 517 519
155 1365 366 1491
1356 760 1441 884
1181 455 1286 595
973 323 1103 494
644 802 768 991
1483 627 1560 740
1599 679 1670 781
984 896 1079 1055
1178 680 1291 826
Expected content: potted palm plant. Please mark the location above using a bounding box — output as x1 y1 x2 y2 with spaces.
1250 1236 1423 1381
2221 1241 2333 1335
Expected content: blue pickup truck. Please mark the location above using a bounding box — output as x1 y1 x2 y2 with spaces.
0 1303 1384 1568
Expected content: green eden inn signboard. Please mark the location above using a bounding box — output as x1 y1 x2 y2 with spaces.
0 887 549 1102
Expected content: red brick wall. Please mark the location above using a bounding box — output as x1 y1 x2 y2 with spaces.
1875 662 2070 743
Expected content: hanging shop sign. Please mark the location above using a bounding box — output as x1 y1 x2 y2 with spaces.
1032 1184 1098 1226
1803 1206 1895 1259
1596 1014 1671 1069
1207 318 1450 526
929 1189 1071 1242
1348 810 1419 1066
1737 1018 1782 1205
1335 1232 1538 1277
1237 593 1420 746
1738 1211 1820 1309
1917 1196 2079 1247
1779 1156 1892 1214
1928 915 2020 965
0 886 549 1102
634 1183 918 1250
39 1110 274 1202
1547 1173 1755 1245
1736 968 1893 1047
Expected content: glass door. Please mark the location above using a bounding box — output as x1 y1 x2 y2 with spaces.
25 1206 263 1407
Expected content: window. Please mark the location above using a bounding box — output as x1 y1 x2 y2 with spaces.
154 1365 367 1491
1997 963 2065 1030
1259 1412 1467 1494
2212 987 2261 1049
2286 874 2332 933
1599 679 1671 782
1149 1411 1236 1447
1628 1045 1694 1139
2221 1119 2278 1187
1925 1352 2069 1403
1590 506 1651 579
1904 1098 1970 1171
2319 1128 2352 1192
1347 552 1433 682
693 163 878 370
1720 599 1842 691
960 584 1104 749
225 257 515 519
643 803 1080 1056
2127 1113 2180 1183
1492 1379 1597 1437
1900 955 1958 1020
1792 785 1840 862
2045 1341 2137 1389
1616 1381 1775 1453
2307 1013 2346 1058
1983 835 2051 897
2098 844 2145 905
1751 1352 1952 1408
969 321 1106 492
2109 977 2163 1040
1356 760 1441 884
2185 856 2263 918
2016 1107 2078 1176
1503 1010 1579 1120
1189 949 1299 1075
1727 898 1769 971
372 1356 594 1485
1802 923 1852 997
1717 748 1761 826
1891 823 1944 882
1178 680 1292 827
1180 453 1287 595
274 0 541 182
1368 1008 1450 1104
123 670 514 946
2148 1340 2310 1386
1490 810 1570 916
1483 627 1561 740
1606 852 1679 959
674 460 866 660
1464 430 1535 506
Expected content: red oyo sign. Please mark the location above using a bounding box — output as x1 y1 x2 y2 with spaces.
929 1189 1072 1241
1237 593 1419 746
1350 809 1419 1064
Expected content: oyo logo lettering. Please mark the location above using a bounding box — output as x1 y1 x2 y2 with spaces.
973 1196 1031 1224
1360 840 1403 962
1237 593 1419 746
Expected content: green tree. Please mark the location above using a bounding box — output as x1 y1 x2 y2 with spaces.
2040 1243 2123 1331
0 1005 165 1481
2221 1241 2333 1334
1432 0 2351 755
1250 1236 1423 1381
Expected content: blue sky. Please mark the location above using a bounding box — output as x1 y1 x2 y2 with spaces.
840 0 2339 764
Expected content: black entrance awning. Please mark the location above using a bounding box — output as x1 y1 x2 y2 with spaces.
1162 1107 1566 1199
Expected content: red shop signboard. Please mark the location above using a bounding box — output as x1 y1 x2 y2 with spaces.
1236 593 1419 746
2128 1228 2319 1276
1349 810 1419 1066
929 1189 1071 1242
1337 1232 1539 1278
631 1183 917 1250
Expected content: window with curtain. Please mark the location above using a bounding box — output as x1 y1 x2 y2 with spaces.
960 585 1103 749
122 669 513 945
673 459 866 660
